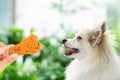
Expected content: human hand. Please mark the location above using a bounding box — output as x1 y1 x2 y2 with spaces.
0 42 18 73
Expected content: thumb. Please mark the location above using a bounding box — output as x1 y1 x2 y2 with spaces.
0 53 18 72
5 53 18 65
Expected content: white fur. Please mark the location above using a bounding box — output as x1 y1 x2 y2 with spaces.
63 23 120 80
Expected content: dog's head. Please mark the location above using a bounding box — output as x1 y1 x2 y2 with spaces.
62 22 106 59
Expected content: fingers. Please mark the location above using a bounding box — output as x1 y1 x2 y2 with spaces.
3 53 18 65
0 44 14 60
0 45 14 55
0 53 18 72
0 43 17 72
0 54 8 61
0 43 6 60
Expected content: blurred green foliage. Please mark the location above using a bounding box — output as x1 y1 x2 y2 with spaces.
0 27 24 44
51 0 89 14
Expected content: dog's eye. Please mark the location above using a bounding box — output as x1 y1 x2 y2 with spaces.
77 36 82 40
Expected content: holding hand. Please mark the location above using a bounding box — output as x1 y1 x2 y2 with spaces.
0 42 18 72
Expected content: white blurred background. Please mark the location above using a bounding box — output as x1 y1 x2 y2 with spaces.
0 0 119 37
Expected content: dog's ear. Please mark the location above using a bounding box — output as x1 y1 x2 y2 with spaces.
89 22 106 45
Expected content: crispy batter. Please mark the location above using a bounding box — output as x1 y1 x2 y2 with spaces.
9 34 42 55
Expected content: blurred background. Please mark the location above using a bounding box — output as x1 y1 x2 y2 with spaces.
0 0 120 80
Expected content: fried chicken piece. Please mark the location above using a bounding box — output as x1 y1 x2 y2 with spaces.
9 34 42 55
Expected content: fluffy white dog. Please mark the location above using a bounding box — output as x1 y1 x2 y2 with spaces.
62 22 120 80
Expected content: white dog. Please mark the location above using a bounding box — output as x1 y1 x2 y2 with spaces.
62 22 120 80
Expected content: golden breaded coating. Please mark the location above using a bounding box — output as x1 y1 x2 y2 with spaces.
9 34 42 55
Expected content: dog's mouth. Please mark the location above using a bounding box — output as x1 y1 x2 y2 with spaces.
63 46 80 56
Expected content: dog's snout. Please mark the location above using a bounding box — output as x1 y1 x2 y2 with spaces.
62 39 67 44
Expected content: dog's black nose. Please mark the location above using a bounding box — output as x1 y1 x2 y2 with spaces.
62 39 67 44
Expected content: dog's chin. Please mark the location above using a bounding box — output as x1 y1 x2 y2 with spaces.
63 47 80 56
